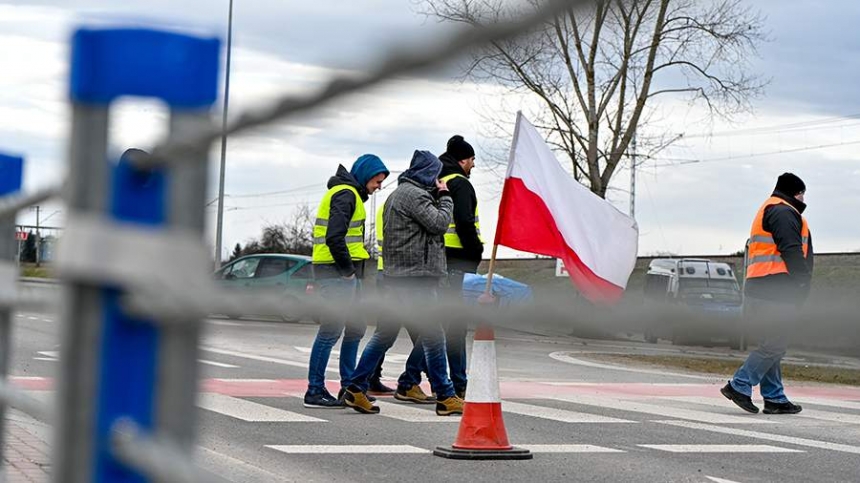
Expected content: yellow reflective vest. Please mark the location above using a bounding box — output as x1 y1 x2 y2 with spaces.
376 200 385 271
312 185 369 264
440 173 483 249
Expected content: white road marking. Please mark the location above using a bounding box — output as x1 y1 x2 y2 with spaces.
706 477 744 483
665 396 860 426
206 320 246 327
374 401 459 423
37 351 59 359
521 444 624 453
549 351 716 380
267 445 429 454
655 420 860 454
198 359 239 369
197 394 325 422
801 397 860 412
552 395 773 425
294 346 409 363
502 401 636 424
639 444 802 453
201 346 335 373
33 357 57 362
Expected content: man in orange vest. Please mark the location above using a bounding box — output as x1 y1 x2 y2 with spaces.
721 173 812 415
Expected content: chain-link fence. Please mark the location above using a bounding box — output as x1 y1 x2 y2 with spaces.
1 0 858 481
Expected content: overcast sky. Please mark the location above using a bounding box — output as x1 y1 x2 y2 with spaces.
1 0 858 261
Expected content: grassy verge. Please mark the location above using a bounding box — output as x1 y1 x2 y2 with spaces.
20 263 52 279
587 353 860 386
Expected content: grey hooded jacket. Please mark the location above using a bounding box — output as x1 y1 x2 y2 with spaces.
382 176 453 278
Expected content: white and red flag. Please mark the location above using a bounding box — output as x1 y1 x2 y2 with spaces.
495 113 639 303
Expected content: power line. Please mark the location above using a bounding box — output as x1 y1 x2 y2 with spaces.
225 183 321 199
682 112 860 139
651 139 860 167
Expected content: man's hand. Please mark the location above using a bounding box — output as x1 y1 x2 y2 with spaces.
435 179 449 192
477 292 496 306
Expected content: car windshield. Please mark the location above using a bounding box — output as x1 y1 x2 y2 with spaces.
679 278 741 303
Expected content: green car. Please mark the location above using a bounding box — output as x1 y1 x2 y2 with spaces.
214 253 316 322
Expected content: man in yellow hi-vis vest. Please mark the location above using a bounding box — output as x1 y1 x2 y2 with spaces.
438 135 482 398
721 173 812 416
304 155 389 408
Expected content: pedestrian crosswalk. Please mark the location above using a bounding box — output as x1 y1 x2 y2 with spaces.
17 378 860 457
197 391 860 428
197 393 325 423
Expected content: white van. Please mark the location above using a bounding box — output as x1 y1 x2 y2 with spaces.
643 258 744 348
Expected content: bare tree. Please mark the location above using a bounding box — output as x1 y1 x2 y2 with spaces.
239 203 315 257
423 0 767 197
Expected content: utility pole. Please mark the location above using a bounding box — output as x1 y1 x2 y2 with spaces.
214 0 234 269
32 205 41 267
629 133 638 219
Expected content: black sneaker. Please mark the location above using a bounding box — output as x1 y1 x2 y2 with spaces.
720 382 759 414
763 400 802 414
368 379 396 395
303 390 343 408
338 387 374 403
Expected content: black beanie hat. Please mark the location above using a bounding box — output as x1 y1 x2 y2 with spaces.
446 135 475 161
774 172 806 197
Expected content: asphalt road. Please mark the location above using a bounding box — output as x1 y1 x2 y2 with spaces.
7 282 860 482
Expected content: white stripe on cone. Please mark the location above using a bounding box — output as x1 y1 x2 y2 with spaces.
464 340 501 403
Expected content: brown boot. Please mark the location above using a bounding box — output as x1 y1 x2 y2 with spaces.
435 395 464 416
394 385 436 404
343 387 380 414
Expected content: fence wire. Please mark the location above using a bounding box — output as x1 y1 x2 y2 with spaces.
0 184 63 220
131 0 591 169
0 380 54 423
111 419 230 483
5 0 860 481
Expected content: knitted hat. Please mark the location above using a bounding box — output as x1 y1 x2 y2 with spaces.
774 172 806 197
446 135 475 161
350 154 389 186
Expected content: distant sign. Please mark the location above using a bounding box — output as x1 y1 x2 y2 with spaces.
15 231 27 241
555 258 568 277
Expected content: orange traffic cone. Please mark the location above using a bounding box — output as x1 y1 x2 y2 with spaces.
434 325 532 460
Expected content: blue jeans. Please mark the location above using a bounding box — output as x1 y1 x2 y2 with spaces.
349 277 454 399
443 269 468 393
730 297 793 403
306 277 365 394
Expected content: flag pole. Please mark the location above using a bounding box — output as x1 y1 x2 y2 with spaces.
483 111 523 297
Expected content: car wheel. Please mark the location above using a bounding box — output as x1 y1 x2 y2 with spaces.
671 331 690 346
281 294 301 323
729 335 747 351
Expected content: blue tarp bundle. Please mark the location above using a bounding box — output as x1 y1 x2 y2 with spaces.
462 273 533 306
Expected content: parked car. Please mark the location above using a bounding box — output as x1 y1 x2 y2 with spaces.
214 253 316 322
643 258 745 349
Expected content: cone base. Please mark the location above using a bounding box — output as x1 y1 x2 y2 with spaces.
433 446 533 460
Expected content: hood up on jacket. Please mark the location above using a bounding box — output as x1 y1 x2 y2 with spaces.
399 150 442 188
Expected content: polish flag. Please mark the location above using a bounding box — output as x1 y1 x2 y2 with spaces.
496 113 639 303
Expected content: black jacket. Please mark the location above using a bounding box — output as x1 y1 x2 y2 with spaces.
744 190 814 302
439 153 483 269
317 165 369 278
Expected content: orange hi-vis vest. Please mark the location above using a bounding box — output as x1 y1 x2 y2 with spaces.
746 196 810 281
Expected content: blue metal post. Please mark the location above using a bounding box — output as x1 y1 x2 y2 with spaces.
54 27 220 483
0 153 23 481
